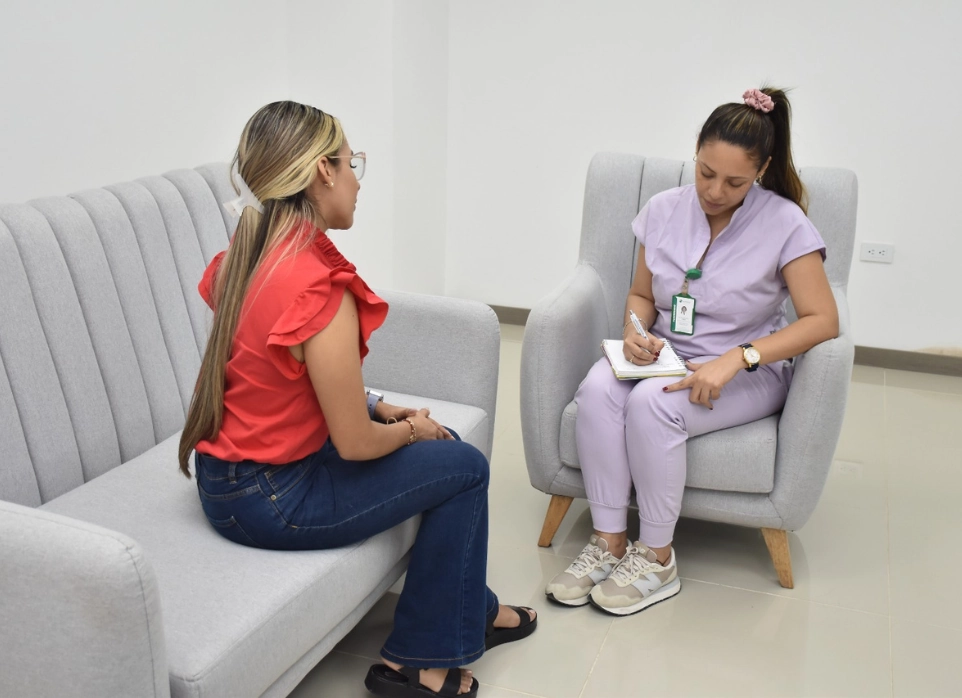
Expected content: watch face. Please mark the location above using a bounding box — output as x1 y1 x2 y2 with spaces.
745 347 761 364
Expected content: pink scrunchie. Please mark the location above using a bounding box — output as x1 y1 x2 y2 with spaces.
743 88 775 113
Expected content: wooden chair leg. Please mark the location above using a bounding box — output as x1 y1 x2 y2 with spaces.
538 495 574 547
761 527 794 589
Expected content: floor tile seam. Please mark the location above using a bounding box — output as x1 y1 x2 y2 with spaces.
888 616 962 634
329 648 381 662
888 614 895 698
537 546 581 558
476 681 549 698
884 382 962 397
884 391 895 698
490 450 527 461
676 575 894 619
578 618 615 698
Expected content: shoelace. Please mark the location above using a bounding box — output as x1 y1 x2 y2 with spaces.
610 545 660 583
568 544 608 576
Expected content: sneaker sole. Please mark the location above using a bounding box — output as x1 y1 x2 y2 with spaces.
545 591 591 607
589 577 681 616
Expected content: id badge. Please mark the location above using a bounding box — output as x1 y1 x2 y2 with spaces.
671 294 696 335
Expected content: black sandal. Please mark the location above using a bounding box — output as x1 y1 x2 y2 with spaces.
365 663 478 698
484 605 538 650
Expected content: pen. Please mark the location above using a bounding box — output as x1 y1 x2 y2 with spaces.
628 310 648 339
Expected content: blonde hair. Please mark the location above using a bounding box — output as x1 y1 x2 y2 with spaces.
178 101 345 477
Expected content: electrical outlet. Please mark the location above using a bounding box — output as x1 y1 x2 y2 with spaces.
859 242 895 264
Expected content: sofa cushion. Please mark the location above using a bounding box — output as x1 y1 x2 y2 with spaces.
42 395 488 698
559 400 776 493
381 390 490 452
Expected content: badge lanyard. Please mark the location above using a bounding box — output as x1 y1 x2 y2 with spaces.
671 244 711 336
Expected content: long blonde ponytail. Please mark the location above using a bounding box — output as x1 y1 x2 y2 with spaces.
178 101 344 477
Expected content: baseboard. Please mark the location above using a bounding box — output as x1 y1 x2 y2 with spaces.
489 305 530 326
489 305 962 378
854 346 962 377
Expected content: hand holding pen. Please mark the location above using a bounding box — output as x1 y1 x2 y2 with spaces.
623 310 665 365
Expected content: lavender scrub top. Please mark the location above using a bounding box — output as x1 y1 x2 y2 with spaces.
633 183 826 369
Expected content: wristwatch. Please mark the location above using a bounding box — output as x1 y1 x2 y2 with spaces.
366 389 384 419
739 343 761 372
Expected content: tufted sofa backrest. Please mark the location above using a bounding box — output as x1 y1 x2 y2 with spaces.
0 164 237 506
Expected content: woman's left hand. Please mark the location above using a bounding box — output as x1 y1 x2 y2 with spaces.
375 402 455 440
375 401 416 424
663 354 743 410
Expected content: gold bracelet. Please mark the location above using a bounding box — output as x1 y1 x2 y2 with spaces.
623 317 648 337
402 417 416 445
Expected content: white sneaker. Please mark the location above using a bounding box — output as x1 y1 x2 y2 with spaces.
545 535 623 607
589 542 680 616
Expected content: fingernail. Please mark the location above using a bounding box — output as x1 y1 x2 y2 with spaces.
662 386 668 392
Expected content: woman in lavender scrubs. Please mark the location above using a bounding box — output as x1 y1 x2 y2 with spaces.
545 87 840 616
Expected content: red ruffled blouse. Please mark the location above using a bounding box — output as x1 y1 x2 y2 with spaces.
194 221 388 464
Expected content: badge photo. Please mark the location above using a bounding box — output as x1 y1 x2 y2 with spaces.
671 294 696 335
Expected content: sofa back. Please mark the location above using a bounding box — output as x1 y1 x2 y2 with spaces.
0 164 238 506
576 153 858 338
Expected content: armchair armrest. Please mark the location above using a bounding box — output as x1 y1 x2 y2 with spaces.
0 500 170 698
363 289 501 455
770 285 855 529
521 264 609 494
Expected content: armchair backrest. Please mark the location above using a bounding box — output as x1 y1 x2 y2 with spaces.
577 153 858 337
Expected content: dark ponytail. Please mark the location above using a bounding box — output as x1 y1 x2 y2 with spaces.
697 87 807 214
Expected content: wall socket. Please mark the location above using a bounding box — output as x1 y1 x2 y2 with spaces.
859 242 895 264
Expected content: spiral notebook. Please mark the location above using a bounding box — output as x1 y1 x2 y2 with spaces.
601 339 688 380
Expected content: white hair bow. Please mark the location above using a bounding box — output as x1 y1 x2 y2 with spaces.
223 166 265 216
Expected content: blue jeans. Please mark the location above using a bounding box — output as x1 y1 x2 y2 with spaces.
194 434 497 668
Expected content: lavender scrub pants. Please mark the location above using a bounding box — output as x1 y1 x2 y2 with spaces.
574 356 792 548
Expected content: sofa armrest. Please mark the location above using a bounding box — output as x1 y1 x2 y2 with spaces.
521 264 609 494
770 285 855 530
363 289 501 455
0 500 170 698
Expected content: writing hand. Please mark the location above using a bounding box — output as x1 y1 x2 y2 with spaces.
623 332 666 366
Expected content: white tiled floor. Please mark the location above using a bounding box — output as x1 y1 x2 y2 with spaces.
290 325 962 698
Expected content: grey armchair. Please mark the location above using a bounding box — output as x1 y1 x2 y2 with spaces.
520 153 857 588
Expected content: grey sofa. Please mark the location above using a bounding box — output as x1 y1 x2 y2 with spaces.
0 165 500 698
521 153 857 588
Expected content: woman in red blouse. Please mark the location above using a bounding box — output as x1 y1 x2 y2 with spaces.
178 101 534 698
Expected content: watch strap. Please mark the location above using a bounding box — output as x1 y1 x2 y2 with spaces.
366 390 383 419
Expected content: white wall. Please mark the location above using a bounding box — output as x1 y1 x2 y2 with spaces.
3 1 960 352
286 0 397 288
285 0 448 294
442 1 962 352
391 1 449 296
0 0 288 203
